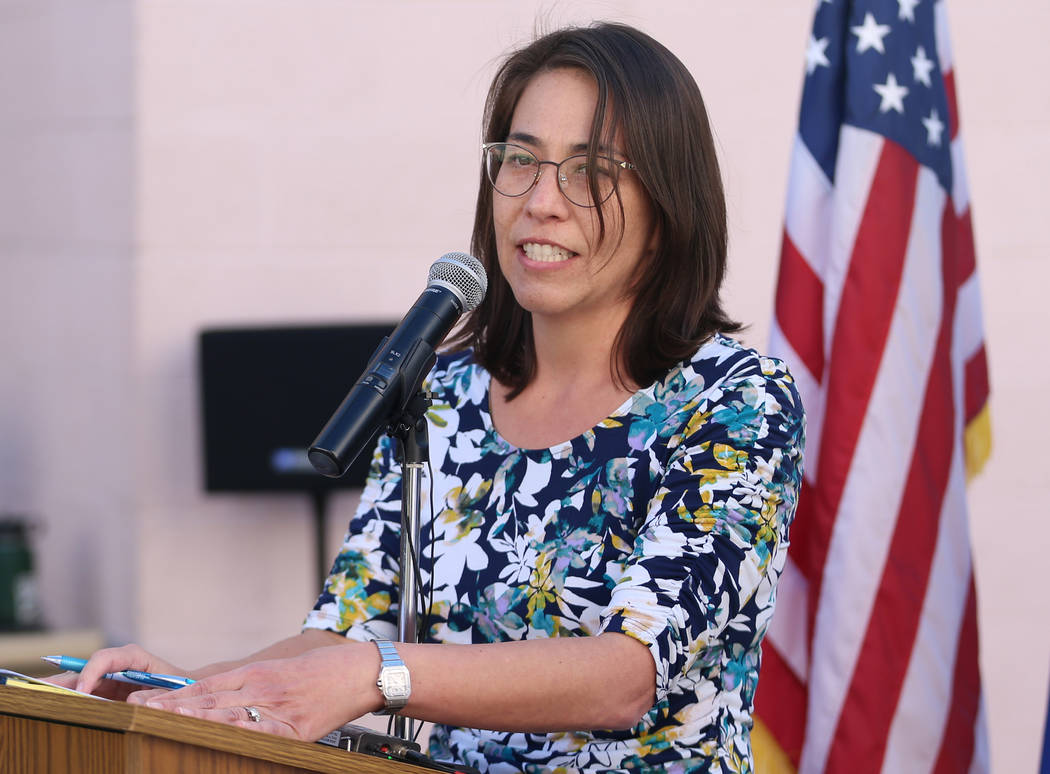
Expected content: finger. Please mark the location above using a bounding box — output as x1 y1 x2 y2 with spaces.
144 685 248 714
230 718 296 738
174 704 252 725
126 687 173 706
140 675 231 708
76 644 158 694
176 705 296 739
42 671 79 689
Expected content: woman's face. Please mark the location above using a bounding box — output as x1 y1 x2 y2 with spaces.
492 68 656 330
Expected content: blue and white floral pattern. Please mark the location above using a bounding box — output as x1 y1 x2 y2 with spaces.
304 335 804 773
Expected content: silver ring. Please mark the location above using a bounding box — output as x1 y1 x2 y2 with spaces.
244 706 262 723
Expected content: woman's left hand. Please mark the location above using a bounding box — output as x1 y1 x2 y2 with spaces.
129 642 380 741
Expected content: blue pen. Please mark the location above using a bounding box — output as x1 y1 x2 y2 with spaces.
120 670 195 689
42 655 196 690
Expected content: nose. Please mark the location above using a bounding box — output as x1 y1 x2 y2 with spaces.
524 163 571 219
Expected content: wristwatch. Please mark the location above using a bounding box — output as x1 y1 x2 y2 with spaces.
373 639 412 714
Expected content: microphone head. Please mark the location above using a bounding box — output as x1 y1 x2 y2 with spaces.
428 252 488 312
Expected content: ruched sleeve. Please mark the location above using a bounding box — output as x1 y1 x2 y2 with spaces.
598 355 805 704
302 434 405 642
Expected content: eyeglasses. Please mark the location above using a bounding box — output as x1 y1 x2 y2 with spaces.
481 142 636 208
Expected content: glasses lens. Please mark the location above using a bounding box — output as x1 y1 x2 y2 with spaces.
485 144 538 197
560 154 619 207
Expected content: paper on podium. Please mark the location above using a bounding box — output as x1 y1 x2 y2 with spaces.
0 668 108 699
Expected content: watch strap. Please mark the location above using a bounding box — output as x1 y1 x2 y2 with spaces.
373 639 411 713
375 639 403 669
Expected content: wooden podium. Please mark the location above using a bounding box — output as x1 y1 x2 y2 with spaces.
0 687 426 773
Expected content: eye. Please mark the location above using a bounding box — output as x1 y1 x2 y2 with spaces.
568 156 615 179
567 158 590 178
506 152 536 168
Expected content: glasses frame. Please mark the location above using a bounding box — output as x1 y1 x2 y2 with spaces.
481 142 636 208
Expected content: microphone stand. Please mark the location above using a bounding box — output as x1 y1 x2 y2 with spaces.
389 389 431 742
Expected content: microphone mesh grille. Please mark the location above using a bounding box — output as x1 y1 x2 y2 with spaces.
428 252 488 312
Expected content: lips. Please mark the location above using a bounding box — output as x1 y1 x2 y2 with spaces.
521 242 574 263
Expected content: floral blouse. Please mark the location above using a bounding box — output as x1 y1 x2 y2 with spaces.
303 335 805 773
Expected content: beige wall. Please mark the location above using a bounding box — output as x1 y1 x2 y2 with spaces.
0 0 137 644
1 1 1046 770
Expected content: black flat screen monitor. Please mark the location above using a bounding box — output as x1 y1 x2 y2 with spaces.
199 323 396 492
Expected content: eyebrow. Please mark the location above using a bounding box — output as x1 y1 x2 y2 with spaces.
506 131 601 155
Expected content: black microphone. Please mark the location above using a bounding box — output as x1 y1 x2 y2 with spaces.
307 252 487 478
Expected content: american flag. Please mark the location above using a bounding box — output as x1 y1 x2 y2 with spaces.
757 0 991 771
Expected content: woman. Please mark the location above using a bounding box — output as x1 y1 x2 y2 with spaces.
68 22 803 773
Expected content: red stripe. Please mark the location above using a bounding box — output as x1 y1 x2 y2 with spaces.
775 231 825 382
756 643 808 766
964 345 989 424
825 197 971 772
932 576 981 773
944 71 960 141
785 485 817 590
803 140 918 638
950 209 975 282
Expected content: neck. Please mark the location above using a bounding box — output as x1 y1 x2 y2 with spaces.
528 307 632 392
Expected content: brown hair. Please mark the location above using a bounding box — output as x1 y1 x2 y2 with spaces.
449 22 740 397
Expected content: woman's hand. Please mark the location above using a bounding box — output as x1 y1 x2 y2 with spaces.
130 642 380 741
44 643 186 701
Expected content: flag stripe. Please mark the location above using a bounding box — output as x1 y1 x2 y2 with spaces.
775 233 825 382
784 134 834 275
950 137 971 215
934 2 955 90
955 271 984 367
944 71 960 141
756 638 808 765
964 345 989 425
817 126 884 364
951 209 976 284
781 485 818 629
766 553 810 682
969 690 991 774
931 577 981 774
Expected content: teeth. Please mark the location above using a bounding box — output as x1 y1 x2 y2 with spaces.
522 243 572 263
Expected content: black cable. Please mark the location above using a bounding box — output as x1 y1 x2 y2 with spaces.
402 507 428 640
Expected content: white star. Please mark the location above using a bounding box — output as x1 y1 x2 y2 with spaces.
911 45 936 87
852 12 892 54
922 108 946 146
806 35 831 75
898 0 920 22
873 72 909 113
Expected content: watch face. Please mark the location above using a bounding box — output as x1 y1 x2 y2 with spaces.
382 666 411 699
